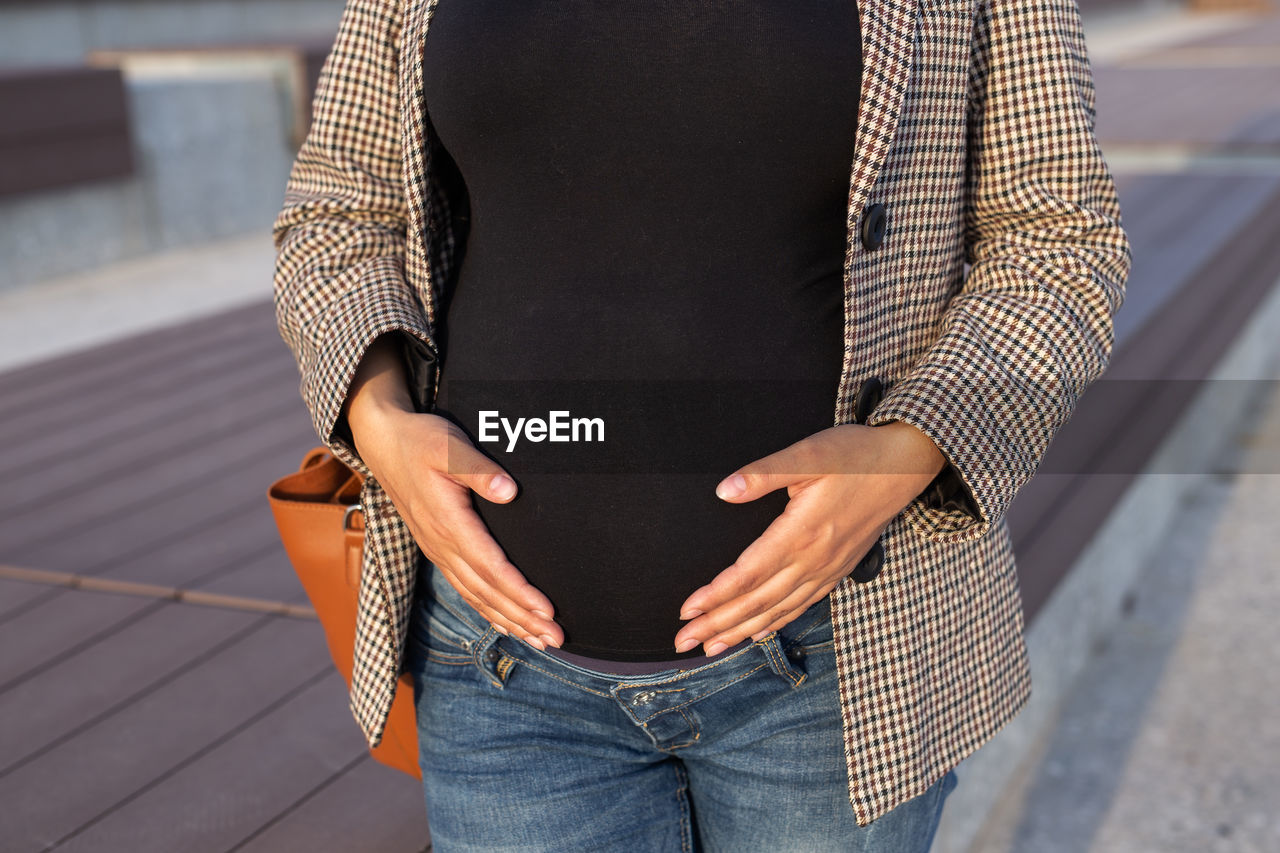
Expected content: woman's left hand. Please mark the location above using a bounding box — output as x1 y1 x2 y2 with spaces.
673 420 948 656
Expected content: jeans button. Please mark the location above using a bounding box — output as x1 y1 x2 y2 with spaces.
485 647 500 662
633 690 656 705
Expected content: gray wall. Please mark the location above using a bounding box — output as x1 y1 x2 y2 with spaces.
0 0 345 291
0 73 298 291
0 0 344 65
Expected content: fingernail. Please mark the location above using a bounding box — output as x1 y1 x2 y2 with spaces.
532 609 552 620
716 474 746 500
706 641 727 656
524 635 545 650
540 634 558 648
680 608 703 620
675 638 699 653
493 624 509 636
490 475 517 501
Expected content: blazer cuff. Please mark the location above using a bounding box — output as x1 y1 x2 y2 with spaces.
305 262 439 477
864 372 1003 543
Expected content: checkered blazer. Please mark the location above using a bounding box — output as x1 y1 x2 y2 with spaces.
272 0 1130 826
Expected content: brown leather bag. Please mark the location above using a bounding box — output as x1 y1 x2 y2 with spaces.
266 446 422 778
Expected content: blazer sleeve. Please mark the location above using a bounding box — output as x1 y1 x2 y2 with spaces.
864 0 1132 543
271 0 438 476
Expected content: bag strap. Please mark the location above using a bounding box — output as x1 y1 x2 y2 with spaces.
344 502 365 588
300 446 333 470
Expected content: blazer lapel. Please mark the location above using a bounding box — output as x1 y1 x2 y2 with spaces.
847 0 924 215
835 0 925 424
399 0 442 331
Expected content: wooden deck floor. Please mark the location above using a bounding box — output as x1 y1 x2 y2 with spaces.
2 9 1278 852
0 304 430 852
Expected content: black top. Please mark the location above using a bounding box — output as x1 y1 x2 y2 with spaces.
421 0 862 661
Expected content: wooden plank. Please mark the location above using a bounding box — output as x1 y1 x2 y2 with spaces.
0 577 59 621
9 446 304 580
0 588 158 687
4 466 326 615
1 367 304 506
235 754 430 853
0 616 337 850
0 565 313 621
50 673 372 853
90 502 290 589
0 406 312 556
1063 168 1192 363
11 432 313 576
1013 182 1280 621
193 546 311 606
1101 174 1275 343
0 597 260 772
0 300 278 414
1 503 294 616
0 321 285 450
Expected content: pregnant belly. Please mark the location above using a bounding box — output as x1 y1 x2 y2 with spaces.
432 374 837 660
471 470 789 660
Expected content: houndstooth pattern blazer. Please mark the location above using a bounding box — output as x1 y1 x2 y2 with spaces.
272 0 1130 826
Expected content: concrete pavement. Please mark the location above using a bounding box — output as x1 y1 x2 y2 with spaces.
0 230 276 373
971 339 1280 852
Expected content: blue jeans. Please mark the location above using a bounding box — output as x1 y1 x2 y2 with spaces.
404 559 958 852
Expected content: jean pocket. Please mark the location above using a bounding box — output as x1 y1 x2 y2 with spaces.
409 584 487 661
779 596 835 655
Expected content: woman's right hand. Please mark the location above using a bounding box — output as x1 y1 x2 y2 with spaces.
343 334 563 650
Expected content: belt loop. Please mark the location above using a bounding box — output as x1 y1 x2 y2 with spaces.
759 633 807 688
471 626 510 689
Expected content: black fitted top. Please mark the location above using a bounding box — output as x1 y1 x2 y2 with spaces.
422 0 862 662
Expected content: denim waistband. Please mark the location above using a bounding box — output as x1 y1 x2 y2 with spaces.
540 637 752 675
417 554 833 693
